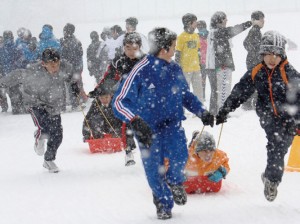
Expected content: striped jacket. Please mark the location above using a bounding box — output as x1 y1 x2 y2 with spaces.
112 54 206 131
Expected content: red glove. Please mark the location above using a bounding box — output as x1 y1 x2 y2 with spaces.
297 129 300 136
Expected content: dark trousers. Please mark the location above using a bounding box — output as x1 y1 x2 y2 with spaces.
0 88 8 112
29 107 63 161
260 115 295 183
200 66 208 100
8 84 25 114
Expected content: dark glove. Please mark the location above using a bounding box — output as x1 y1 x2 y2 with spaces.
243 21 252 29
200 110 214 127
216 109 228 125
88 89 100 98
71 82 81 97
130 116 153 147
207 166 227 183
83 136 89 142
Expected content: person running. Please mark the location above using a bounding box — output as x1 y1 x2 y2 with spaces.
216 31 300 202
112 27 214 219
0 48 80 173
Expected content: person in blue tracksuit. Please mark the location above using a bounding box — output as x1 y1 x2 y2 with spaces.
112 27 214 220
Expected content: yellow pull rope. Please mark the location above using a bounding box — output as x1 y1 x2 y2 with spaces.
217 123 224 148
199 125 205 137
77 95 94 139
94 98 120 137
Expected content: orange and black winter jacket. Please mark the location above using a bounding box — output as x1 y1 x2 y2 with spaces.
184 142 230 177
220 60 300 125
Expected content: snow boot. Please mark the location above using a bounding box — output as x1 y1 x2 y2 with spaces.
43 160 59 173
125 149 136 166
169 184 187 205
261 173 278 202
153 195 172 220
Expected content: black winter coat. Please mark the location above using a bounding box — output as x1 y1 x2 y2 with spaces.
213 21 252 71
60 35 83 72
91 52 146 96
220 60 300 134
243 25 263 70
87 40 101 74
82 100 136 149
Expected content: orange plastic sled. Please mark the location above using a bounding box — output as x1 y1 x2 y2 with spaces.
86 123 127 153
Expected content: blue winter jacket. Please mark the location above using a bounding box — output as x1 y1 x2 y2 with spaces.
0 40 23 75
17 39 38 67
38 26 61 58
112 54 206 131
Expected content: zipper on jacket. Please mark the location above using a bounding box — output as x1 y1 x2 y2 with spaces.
264 66 278 116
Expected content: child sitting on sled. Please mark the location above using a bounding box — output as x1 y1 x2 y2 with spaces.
82 83 136 166
183 131 230 193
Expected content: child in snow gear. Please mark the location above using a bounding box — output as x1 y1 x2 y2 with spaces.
0 48 80 173
83 83 136 166
0 30 25 114
112 27 214 219
216 31 300 202
183 131 230 193
242 11 265 111
87 31 108 83
89 32 145 97
115 17 149 55
206 11 252 111
197 20 218 115
175 13 203 102
60 23 87 111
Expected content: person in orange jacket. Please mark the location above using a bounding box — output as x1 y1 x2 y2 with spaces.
183 130 230 193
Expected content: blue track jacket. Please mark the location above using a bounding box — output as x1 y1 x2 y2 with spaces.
112 54 206 131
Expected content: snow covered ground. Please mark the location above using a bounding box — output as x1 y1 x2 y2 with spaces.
1 7 300 224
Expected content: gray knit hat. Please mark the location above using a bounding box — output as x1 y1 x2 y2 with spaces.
194 131 216 152
259 31 287 58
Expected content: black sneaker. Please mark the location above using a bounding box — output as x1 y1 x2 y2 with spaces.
125 150 136 166
157 209 172 220
261 173 278 202
169 184 187 205
153 195 172 220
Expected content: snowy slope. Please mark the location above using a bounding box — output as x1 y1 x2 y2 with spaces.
1 8 300 224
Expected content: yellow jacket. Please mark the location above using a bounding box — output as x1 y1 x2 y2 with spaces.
176 31 200 73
